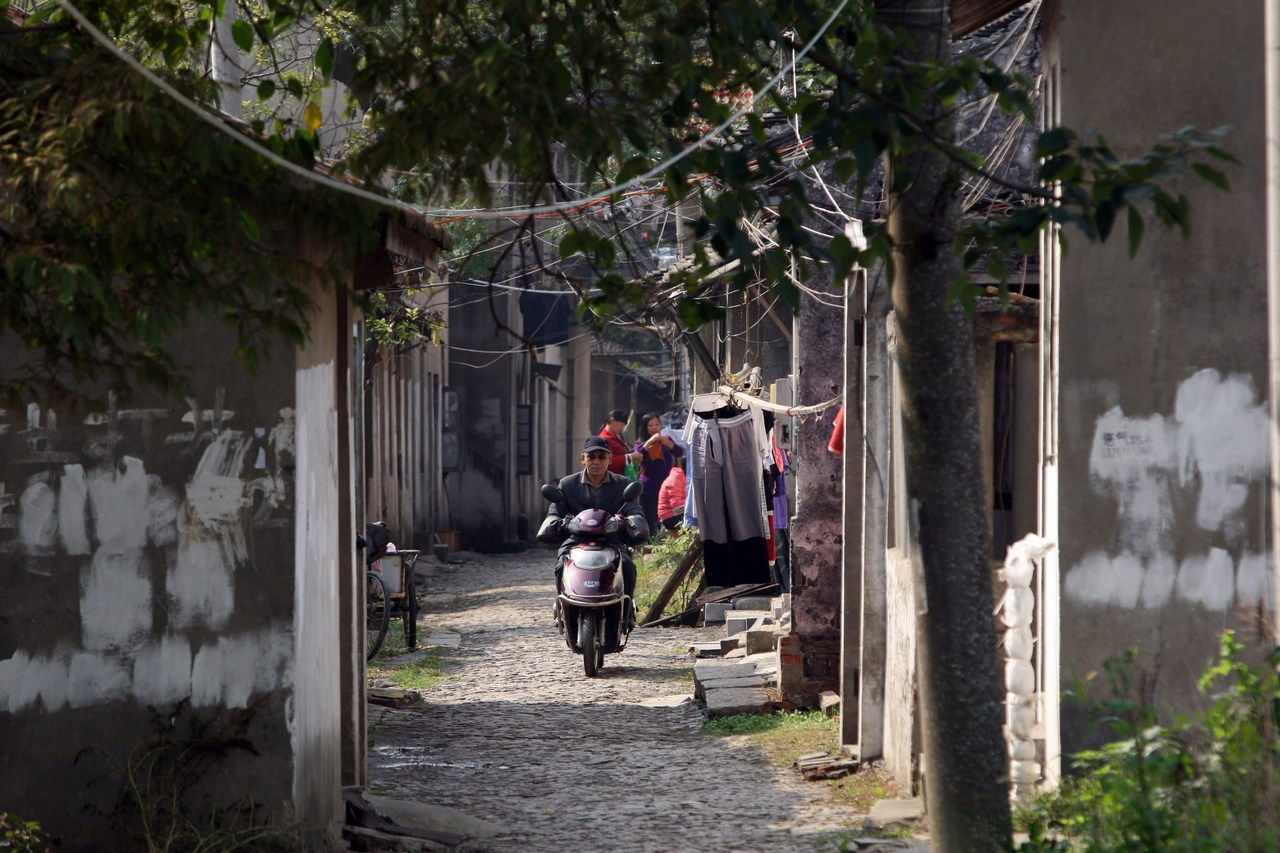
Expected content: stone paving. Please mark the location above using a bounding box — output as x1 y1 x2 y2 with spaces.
365 548 866 852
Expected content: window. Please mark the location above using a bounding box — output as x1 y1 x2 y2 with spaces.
515 404 532 476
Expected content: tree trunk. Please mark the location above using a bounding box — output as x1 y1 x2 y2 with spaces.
876 0 1013 848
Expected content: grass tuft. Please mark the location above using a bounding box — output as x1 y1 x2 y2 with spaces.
704 710 902 814
367 618 450 690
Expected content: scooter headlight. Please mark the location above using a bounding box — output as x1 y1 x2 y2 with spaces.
568 547 614 570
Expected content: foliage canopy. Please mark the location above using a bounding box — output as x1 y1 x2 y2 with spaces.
0 0 1235 404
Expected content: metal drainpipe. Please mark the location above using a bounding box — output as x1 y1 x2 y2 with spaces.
1266 0 1280 641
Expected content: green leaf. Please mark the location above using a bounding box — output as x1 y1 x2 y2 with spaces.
593 238 616 269
675 297 722 330
1095 201 1116 241
614 155 651 186
231 19 254 53
1127 207 1145 258
314 38 335 80
257 80 275 100
1192 163 1230 191
559 231 584 257
1036 127 1075 157
1204 146 1240 164
1039 155 1075 182
827 233 854 271
271 10 298 33
240 211 260 242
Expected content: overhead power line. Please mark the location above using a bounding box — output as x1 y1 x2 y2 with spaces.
57 0 848 221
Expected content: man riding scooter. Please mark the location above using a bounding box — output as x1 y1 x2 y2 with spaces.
538 435 649 627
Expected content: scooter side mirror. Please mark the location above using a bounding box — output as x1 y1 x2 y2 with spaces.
622 481 643 503
541 483 565 504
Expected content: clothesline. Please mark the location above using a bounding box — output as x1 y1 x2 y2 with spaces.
714 386 843 418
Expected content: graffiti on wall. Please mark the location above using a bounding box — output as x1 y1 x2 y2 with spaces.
1065 369 1271 609
0 392 296 713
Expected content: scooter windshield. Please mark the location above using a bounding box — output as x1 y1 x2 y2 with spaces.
568 546 615 570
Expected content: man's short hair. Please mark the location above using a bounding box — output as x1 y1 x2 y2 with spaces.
582 436 610 453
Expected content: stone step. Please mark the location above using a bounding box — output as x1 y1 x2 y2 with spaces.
695 658 762 682
689 641 726 658
703 685 773 717
695 674 768 701
703 601 733 624
693 649 779 712
724 609 774 635
867 798 927 832
730 595 775 611
744 628 777 655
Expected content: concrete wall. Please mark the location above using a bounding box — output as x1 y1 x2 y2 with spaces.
446 285 516 548
0 316 316 848
292 281 350 839
1048 0 1272 754
786 283 845 705
447 284 598 549
883 547 919 790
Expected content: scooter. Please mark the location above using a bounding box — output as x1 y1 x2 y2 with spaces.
539 480 644 677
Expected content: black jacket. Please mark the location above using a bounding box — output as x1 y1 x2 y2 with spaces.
537 470 649 545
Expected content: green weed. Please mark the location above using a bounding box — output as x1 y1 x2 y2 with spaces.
80 700 302 852
635 526 701 620
367 640 449 691
1 812 51 853
703 709 835 738
704 710 902 815
1017 631 1280 852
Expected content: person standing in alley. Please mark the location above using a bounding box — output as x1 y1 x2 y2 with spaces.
634 412 683 536
598 409 639 477
657 457 686 532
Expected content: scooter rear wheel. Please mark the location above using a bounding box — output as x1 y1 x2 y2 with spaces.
580 614 599 678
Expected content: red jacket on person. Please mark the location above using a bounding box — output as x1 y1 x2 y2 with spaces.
598 426 631 476
657 466 686 522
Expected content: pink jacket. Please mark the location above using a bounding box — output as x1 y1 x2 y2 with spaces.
657 466 686 521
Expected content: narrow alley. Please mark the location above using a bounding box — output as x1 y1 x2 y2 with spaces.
365 549 861 852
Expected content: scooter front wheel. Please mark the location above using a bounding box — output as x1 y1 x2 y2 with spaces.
580 614 599 678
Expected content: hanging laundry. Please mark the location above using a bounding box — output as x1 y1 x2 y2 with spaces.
684 392 771 587
828 405 845 457
769 427 792 592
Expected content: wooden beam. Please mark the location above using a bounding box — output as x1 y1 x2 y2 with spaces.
640 539 704 626
951 0 1032 38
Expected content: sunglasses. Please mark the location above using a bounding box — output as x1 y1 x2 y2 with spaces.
585 451 610 460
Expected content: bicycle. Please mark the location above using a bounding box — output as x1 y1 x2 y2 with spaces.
365 549 421 660
360 521 423 660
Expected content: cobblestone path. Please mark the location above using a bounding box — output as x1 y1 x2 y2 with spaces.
366 549 858 852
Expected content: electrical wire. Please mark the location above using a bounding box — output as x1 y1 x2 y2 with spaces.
790 41 856 226
57 0 848 221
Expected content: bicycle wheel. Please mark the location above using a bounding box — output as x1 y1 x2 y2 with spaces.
365 571 391 661
404 565 419 651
